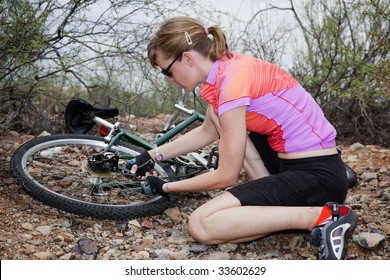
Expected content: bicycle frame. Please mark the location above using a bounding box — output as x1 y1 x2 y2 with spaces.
99 105 204 150
91 89 213 170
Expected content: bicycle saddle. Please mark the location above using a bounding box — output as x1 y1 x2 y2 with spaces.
65 98 119 134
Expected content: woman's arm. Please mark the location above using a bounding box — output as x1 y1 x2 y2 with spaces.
163 106 248 192
150 105 220 161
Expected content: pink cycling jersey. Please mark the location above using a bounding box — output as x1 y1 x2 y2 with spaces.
200 52 336 153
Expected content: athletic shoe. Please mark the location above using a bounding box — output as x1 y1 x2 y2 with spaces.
311 202 357 260
345 164 357 188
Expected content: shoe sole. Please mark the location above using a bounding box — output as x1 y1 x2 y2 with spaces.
325 210 357 260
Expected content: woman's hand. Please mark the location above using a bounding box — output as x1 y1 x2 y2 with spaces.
125 151 155 176
142 176 169 198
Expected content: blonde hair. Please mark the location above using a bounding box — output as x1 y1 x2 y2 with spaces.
148 16 230 68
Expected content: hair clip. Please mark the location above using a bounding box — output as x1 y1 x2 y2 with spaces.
184 32 193 45
204 27 214 40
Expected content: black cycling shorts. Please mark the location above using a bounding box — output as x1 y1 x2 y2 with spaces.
227 133 348 206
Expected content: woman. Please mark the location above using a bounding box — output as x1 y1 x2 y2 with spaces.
130 16 357 260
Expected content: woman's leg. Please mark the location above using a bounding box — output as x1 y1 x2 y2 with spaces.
188 192 321 244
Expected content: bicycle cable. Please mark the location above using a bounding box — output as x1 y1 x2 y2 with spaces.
192 90 207 113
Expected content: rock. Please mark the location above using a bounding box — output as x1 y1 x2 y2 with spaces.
218 243 238 252
158 218 173 227
53 235 65 243
347 155 359 162
21 223 34 230
353 232 386 249
128 220 141 228
111 239 124 246
59 252 73 260
345 194 361 204
360 172 377 182
379 190 390 201
265 251 280 258
154 249 172 259
368 179 378 187
382 223 390 235
379 176 390 188
9 131 20 137
34 251 55 260
116 221 128 231
61 218 72 228
76 238 98 255
378 167 388 174
189 244 209 253
38 131 51 137
167 236 189 245
359 194 371 204
20 234 33 240
245 252 258 259
141 219 155 230
36 225 52 235
346 143 365 152
3 143 13 151
368 200 380 210
142 235 155 244
58 178 73 187
208 252 230 260
20 135 35 143
366 145 382 151
57 232 74 242
164 207 182 222
132 244 146 252
132 251 150 260
171 249 190 260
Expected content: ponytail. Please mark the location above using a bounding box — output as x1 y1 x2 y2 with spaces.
205 25 231 62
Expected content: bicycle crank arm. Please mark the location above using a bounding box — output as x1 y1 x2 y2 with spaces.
188 152 209 169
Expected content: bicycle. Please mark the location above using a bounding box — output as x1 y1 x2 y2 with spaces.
10 89 219 220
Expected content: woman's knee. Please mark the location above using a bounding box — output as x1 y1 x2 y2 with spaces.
188 208 214 244
188 192 241 244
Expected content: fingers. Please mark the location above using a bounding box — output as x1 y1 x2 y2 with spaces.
129 165 160 180
143 171 158 180
130 164 138 175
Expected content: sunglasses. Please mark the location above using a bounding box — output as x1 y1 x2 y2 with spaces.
160 50 186 78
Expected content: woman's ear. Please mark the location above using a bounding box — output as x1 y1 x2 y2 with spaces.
182 52 194 66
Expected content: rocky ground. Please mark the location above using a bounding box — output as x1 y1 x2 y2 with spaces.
0 116 389 260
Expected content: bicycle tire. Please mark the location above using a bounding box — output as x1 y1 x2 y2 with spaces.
10 134 176 220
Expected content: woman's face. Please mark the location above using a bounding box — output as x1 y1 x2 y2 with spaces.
156 50 200 92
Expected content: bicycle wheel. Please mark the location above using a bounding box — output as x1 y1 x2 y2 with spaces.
10 134 176 220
